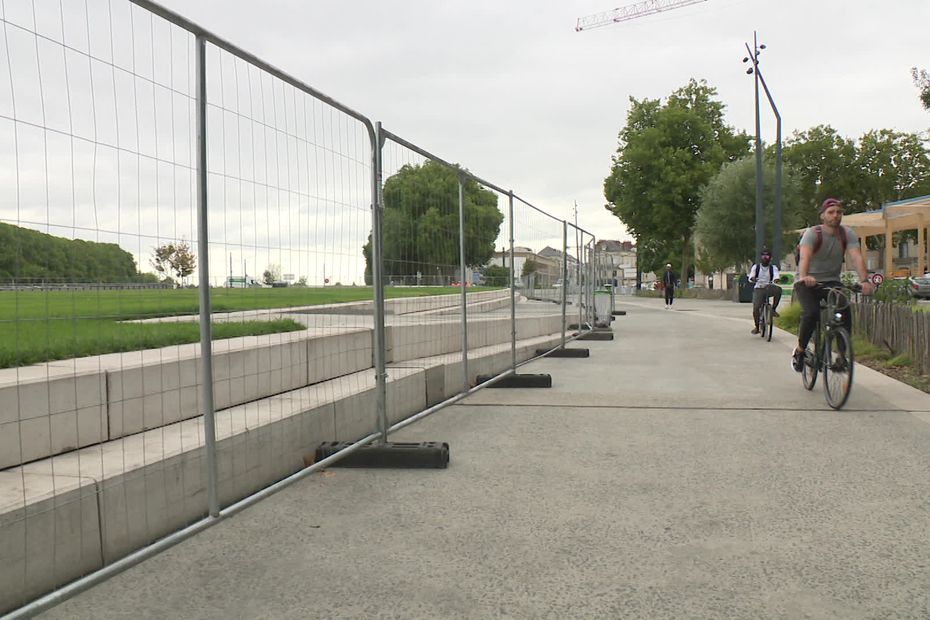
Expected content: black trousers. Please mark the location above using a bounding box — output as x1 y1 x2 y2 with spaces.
664 286 674 305
751 284 782 325
795 281 851 349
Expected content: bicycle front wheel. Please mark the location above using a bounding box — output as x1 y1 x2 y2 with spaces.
824 328 854 409
765 304 774 342
801 339 818 390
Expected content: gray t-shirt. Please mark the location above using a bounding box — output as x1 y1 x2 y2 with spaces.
799 225 860 282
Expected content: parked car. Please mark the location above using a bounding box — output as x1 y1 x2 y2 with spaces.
909 272 930 299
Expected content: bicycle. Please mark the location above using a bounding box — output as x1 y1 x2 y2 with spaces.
799 283 860 409
758 289 775 342
751 281 777 342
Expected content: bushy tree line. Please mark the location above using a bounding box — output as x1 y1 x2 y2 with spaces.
605 77 930 277
363 160 503 284
0 222 153 283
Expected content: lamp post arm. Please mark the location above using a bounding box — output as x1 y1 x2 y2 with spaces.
756 67 783 262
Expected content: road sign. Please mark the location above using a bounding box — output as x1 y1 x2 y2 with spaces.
870 273 884 286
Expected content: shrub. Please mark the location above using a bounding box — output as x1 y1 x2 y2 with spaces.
872 278 915 304
774 300 801 334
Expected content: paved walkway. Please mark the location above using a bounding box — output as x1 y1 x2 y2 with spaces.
41 297 930 619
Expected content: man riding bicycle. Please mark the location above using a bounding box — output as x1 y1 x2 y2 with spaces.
749 247 782 335
790 198 875 371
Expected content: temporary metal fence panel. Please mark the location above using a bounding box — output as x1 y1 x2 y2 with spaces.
378 131 470 407
0 0 380 613
202 42 376 508
511 194 569 349
0 3 210 611
1 0 601 615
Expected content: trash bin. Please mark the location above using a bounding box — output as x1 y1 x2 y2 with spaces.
594 289 612 327
737 274 753 303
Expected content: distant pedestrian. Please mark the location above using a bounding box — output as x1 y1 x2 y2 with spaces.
663 264 676 309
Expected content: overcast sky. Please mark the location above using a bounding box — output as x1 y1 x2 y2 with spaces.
153 0 930 242
2 0 928 284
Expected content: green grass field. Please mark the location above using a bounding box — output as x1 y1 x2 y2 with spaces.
0 286 493 369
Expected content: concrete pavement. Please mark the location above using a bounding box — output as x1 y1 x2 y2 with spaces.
39 296 930 619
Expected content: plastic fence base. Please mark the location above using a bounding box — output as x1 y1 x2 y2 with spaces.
314 441 449 469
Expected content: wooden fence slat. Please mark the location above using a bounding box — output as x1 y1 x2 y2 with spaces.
852 302 929 375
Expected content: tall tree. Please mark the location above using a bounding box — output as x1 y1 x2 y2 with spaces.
912 67 930 112
262 264 281 285
151 240 197 285
856 129 930 207
695 156 803 271
170 240 196 284
781 125 860 225
604 79 748 283
363 160 503 284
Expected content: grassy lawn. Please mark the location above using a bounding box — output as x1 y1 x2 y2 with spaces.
0 286 496 369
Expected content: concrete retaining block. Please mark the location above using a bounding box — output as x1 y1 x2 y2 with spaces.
0 470 102 613
0 368 107 469
0 323 559 613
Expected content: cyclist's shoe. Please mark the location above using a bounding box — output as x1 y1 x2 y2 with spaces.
791 349 804 372
751 327 760 335
829 358 849 372
772 310 780 318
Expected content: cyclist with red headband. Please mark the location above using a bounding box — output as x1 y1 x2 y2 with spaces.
790 198 875 371
749 247 782 334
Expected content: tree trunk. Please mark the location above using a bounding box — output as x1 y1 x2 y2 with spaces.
680 232 692 290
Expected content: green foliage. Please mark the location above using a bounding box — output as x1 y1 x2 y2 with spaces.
782 125 861 222
482 264 510 287
0 286 488 368
872 278 916 304
913 67 930 111
151 240 196 284
604 79 749 285
695 156 803 271
886 353 913 368
773 300 801 334
365 161 503 282
262 264 281 285
0 318 305 369
782 125 930 225
856 129 930 208
0 222 141 283
521 259 538 277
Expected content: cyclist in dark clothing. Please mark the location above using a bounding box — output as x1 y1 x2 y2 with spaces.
790 198 874 371
663 264 676 309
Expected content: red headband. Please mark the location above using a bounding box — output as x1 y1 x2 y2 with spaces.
821 198 842 213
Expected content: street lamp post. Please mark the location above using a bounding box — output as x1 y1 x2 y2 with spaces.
743 33 783 263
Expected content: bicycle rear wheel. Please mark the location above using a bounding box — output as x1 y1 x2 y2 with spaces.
765 304 774 342
824 328 854 409
801 338 818 390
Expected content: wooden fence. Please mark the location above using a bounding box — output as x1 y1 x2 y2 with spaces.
853 302 930 375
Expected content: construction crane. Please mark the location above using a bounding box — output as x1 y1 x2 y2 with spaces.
575 0 707 32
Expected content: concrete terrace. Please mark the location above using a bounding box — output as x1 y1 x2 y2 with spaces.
34 296 930 619
1 290 572 613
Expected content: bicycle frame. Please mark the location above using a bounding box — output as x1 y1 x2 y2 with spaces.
801 283 858 409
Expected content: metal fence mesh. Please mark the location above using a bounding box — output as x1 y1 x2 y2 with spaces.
0 1 601 614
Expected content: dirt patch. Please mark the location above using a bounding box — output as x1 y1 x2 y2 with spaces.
857 359 930 394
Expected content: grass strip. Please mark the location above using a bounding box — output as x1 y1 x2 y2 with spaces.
0 319 305 369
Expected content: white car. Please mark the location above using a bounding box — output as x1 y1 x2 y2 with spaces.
909 272 930 299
